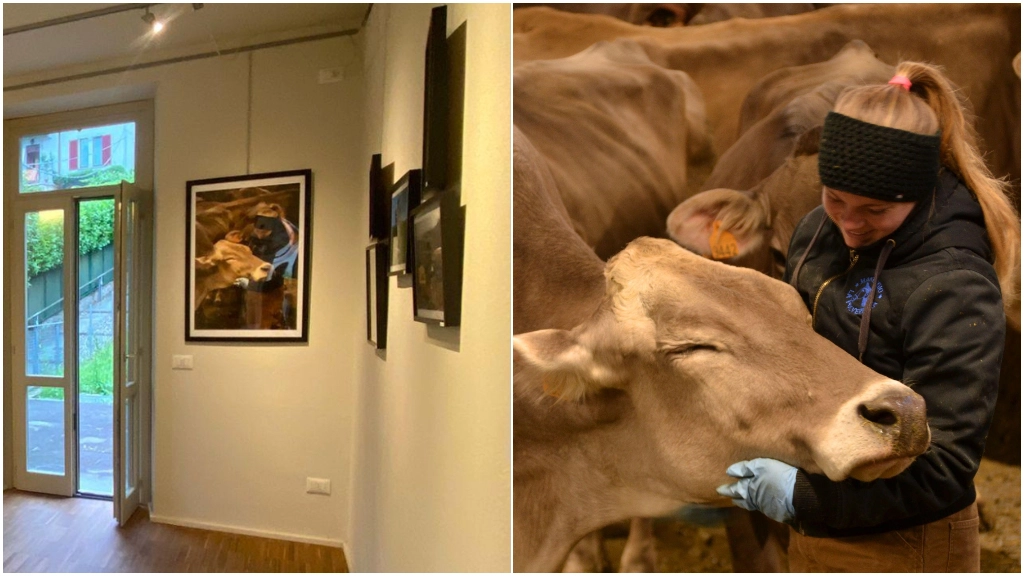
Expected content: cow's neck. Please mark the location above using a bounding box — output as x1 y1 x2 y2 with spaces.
513 386 680 572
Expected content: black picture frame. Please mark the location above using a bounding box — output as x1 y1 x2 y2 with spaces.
369 153 388 240
409 188 464 327
389 169 422 276
421 5 449 195
185 169 313 343
366 240 389 349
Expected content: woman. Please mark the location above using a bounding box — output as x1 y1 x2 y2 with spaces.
716 62 1020 571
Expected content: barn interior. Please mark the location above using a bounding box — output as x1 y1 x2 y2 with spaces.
512 3 1019 573
3 3 510 572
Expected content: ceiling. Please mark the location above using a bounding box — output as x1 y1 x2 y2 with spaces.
4 3 369 83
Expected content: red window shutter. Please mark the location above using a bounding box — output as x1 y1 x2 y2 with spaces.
101 134 112 165
69 139 79 170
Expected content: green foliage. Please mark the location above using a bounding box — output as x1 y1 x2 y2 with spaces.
37 387 64 400
25 199 114 277
78 342 114 396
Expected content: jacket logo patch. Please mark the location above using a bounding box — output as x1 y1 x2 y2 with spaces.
846 277 884 315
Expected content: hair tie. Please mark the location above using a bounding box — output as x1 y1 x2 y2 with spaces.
888 75 912 91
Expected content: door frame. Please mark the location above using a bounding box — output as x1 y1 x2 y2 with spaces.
4 100 153 503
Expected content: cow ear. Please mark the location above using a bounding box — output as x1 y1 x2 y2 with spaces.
514 329 623 401
195 255 216 271
666 188 768 261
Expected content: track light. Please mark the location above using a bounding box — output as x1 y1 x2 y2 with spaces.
141 8 163 33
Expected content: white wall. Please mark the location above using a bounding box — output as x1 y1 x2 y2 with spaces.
348 4 511 571
5 35 363 546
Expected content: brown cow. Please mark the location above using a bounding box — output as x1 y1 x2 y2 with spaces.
515 39 714 259
193 239 272 309
513 128 930 573
514 3 1020 192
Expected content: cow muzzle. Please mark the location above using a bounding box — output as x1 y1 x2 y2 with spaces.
816 380 930 482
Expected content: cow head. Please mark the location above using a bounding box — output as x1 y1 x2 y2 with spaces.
515 238 929 504
668 126 822 278
194 240 273 308
248 202 291 242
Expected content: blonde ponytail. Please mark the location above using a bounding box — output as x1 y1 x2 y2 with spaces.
834 62 1021 328
897 62 1020 328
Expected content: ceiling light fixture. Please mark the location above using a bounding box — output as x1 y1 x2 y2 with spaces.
141 8 163 33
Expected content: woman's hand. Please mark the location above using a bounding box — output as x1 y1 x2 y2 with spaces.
716 458 797 523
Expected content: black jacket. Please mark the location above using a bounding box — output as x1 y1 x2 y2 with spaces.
783 168 1005 537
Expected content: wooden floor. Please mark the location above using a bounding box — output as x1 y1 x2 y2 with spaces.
3 490 349 572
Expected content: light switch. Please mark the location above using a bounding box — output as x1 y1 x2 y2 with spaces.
306 477 331 495
318 67 343 84
172 355 194 370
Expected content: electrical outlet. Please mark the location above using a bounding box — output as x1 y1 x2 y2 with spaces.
172 355 194 370
306 477 331 495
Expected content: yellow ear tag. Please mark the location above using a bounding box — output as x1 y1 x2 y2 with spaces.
541 376 563 400
709 220 739 260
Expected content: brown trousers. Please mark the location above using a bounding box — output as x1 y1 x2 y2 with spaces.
788 502 981 572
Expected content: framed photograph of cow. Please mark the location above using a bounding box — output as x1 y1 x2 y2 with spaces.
366 240 389 349
185 169 313 343
389 169 422 276
410 187 464 327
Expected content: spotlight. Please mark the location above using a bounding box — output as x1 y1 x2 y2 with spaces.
142 8 163 33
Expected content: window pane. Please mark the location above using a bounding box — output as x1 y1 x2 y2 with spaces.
27 386 65 475
25 210 65 378
78 198 115 497
19 122 135 193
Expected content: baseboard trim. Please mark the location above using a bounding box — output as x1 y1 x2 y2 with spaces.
148 513 345 548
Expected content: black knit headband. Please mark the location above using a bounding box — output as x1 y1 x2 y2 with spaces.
818 111 941 202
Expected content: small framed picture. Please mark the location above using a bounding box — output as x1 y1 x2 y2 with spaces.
389 169 422 276
366 240 389 349
185 169 312 343
410 188 463 326
368 154 389 241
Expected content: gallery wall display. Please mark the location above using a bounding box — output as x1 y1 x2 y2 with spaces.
185 169 312 342
389 169 422 276
410 188 464 327
366 240 389 349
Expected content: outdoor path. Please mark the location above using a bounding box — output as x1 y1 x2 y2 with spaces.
26 395 112 496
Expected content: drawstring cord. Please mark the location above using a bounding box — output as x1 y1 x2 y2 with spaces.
789 213 829 289
858 238 896 362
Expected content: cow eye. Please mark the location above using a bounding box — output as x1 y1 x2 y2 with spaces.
665 343 720 358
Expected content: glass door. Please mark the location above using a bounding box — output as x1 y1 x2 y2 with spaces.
12 199 76 496
77 197 116 497
114 181 150 525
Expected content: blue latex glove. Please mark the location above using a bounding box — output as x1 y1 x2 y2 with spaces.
716 458 797 523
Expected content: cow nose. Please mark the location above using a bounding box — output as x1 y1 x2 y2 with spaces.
858 398 898 426
857 390 930 455
260 263 271 273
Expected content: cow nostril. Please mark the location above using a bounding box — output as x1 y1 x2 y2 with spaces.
858 402 898 427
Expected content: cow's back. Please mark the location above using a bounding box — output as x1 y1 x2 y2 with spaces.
515 39 713 259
